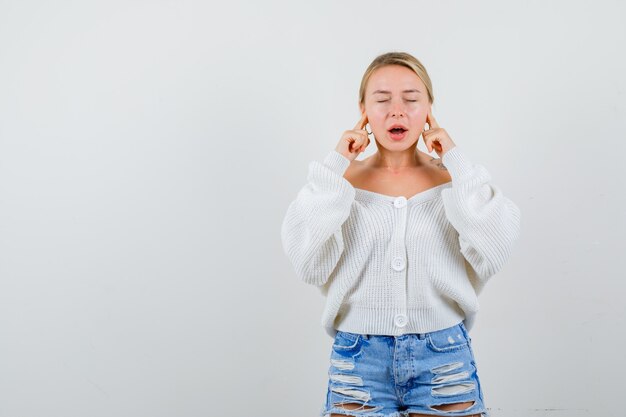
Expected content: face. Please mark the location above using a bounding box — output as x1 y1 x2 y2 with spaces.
360 64 431 149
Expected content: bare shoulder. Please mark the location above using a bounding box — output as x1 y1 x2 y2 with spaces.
423 153 452 182
343 159 365 187
427 155 447 170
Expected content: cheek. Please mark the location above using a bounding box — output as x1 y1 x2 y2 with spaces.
367 111 385 128
407 102 425 114
368 106 385 117
410 109 428 129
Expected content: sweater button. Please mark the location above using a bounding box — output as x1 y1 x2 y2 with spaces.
394 314 408 327
391 256 405 271
393 196 407 208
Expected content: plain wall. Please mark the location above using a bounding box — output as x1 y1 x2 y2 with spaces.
1 0 625 416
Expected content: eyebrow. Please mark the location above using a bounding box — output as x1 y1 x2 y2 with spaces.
372 89 422 95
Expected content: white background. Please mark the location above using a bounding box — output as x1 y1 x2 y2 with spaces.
1 1 624 416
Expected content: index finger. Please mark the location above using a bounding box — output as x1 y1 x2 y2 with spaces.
426 110 439 129
354 112 368 130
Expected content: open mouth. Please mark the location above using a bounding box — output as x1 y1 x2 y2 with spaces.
388 126 408 140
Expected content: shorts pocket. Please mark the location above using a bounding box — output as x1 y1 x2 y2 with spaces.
332 331 362 351
426 324 469 353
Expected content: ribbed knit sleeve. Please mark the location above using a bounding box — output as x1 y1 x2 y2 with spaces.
440 146 521 285
280 150 356 286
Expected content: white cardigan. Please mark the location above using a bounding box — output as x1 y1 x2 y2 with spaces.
280 146 521 339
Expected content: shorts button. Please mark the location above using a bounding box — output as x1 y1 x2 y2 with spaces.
393 196 407 208
394 314 408 327
391 256 405 271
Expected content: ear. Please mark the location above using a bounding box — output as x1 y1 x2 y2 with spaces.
359 103 365 115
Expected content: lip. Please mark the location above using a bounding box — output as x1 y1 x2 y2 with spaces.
388 129 408 141
387 123 408 131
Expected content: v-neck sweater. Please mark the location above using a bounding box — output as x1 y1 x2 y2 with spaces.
280 145 521 339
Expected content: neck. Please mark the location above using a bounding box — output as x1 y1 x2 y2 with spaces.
369 146 426 171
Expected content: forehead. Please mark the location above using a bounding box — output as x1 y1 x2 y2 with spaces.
367 65 426 94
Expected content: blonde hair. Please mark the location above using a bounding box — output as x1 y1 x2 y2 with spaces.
358 51 434 106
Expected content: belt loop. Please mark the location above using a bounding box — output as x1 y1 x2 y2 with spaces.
418 332 426 340
362 334 369 340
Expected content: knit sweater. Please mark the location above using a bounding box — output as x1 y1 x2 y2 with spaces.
280 145 521 339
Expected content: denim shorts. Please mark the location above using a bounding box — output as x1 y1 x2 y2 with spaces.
320 321 489 417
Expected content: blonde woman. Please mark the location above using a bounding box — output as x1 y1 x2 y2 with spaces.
281 51 521 417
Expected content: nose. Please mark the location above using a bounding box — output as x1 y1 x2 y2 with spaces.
390 100 406 118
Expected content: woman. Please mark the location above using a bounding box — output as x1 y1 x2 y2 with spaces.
280 52 521 417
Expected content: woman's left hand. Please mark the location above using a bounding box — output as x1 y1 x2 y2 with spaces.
421 109 456 158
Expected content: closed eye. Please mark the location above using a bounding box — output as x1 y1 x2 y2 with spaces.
376 100 417 103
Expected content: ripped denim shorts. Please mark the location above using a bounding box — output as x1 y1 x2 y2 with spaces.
320 321 490 417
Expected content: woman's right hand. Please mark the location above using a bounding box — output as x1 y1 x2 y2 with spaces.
335 112 371 161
